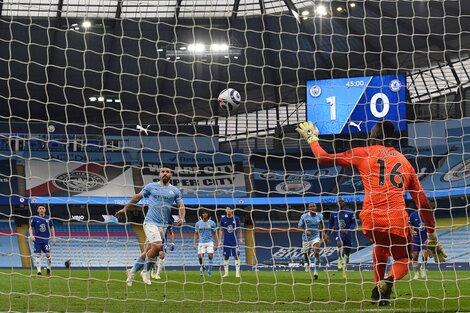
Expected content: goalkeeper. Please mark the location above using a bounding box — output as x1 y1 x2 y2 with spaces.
297 120 446 306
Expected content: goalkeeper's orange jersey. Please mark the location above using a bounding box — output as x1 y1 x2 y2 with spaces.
310 142 435 238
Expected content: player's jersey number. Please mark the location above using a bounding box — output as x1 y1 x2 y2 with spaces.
377 159 404 188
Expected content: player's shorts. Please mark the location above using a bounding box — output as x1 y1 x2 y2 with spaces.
143 222 166 244
223 246 240 257
198 242 214 254
34 240 50 254
301 237 321 253
334 232 352 247
412 237 427 252
364 230 411 260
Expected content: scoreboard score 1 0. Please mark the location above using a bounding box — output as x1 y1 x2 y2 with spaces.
306 74 406 135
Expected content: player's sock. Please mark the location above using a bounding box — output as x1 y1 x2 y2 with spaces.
156 258 164 276
235 259 240 273
46 256 52 270
131 257 145 273
223 259 229 276
144 256 155 272
389 258 409 281
372 246 389 284
304 253 310 271
35 255 42 273
337 247 343 270
312 257 319 273
208 259 213 276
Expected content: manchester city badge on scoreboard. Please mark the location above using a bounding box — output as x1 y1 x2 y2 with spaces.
306 74 407 135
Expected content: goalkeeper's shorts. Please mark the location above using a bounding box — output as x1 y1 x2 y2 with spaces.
364 230 412 260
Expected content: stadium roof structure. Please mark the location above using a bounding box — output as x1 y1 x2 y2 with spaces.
0 0 469 125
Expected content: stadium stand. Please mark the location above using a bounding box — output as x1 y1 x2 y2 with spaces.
0 221 22 267
28 222 141 268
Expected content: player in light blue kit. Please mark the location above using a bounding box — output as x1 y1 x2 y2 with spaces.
219 206 243 278
29 204 56 277
298 203 325 279
409 210 429 279
327 197 356 277
193 209 218 277
116 166 185 286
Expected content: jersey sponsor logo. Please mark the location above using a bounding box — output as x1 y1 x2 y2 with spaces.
226 225 234 233
53 171 106 192
39 223 47 232
442 158 470 182
275 181 311 194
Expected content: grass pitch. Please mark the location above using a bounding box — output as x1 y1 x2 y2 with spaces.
0 269 469 312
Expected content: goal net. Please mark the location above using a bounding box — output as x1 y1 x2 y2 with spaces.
0 0 469 312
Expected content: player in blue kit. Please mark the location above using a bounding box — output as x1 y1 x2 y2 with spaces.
298 203 326 279
194 209 218 277
116 166 185 286
29 204 56 277
409 210 429 279
218 206 243 278
327 198 356 277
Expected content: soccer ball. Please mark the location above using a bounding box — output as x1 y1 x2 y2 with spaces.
218 88 241 112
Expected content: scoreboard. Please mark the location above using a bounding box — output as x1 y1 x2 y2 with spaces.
306 74 407 135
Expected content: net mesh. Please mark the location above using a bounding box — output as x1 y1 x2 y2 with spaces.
0 0 470 312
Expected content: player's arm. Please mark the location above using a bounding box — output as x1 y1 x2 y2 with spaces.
169 228 175 251
296 122 366 167
218 227 224 247
176 200 186 226
50 225 56 245
349 213 357 231
212 228 218 251
115 193 143 220
327 213 335 238
320 220 327 241
193 229 199 250
297 216 308 235
29 221 35 242
238 225 243 245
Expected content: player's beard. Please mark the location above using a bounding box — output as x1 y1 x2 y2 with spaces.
161 176 170 184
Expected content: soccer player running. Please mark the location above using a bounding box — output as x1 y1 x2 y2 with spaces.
218 206 243 278
116 166 185 286
298 203 325 280
29 204 56 277
193 209 218 277
327 197 356 278
297 120 447 306
409 210 429 280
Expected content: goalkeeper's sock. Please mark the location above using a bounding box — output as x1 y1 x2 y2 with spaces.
46 256 52 270
390 258 409 281
35 255 42 273
372 245 389 284
131 257 145 273
235 259 240 272
224 259 229 275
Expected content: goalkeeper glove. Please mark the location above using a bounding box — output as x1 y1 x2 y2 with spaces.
296 122 319 144
426 232 447 263
170 243 175 251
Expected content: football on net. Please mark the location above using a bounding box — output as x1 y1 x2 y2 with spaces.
218 88 241 111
